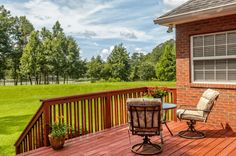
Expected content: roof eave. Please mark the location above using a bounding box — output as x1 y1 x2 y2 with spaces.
154 3 236 27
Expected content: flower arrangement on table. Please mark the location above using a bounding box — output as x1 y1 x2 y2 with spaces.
146 87 169 99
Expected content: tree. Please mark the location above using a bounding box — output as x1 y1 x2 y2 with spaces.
20 31 42 85
137 62 156 80
156 44 176 81
0 6 15 85
101 63 112 80
145 39 175 65
86 55 104 80
65 36 84 82
40 27 53 84
107 44 130 81
51 21 65 84
129 52 144 81
10 16 34 85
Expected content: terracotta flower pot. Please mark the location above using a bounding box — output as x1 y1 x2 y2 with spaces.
48 134 65 150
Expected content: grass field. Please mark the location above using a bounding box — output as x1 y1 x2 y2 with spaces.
0 81 175 156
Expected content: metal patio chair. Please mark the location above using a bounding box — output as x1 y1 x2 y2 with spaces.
177 89 219 139
127 98 163 155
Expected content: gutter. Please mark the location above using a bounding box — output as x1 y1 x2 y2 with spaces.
154 2 236 27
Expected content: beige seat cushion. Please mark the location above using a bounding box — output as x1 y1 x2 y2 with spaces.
177 109 205 121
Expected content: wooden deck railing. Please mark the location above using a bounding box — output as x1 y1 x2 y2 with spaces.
15 86 176 154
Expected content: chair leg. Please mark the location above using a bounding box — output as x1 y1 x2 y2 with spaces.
178 120 205 139
160 132 164 144
131 136 162 155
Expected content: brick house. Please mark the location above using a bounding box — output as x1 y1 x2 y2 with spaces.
155 0 236 131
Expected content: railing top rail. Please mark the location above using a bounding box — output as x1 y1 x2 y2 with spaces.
41 87 148 105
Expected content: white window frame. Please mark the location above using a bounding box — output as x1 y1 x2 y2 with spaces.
191 30 236 84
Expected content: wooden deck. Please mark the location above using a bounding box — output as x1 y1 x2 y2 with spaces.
18 121 236 156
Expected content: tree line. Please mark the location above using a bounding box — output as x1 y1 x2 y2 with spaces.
0 6 176 85
87 40 176 82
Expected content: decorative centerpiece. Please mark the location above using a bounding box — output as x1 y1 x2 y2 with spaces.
48 116 67 150
146 87 168 99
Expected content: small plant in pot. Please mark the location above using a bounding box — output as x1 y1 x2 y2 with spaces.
48 116 67 150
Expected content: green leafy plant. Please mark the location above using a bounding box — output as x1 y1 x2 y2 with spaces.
146 87 168 98
50 116 67 138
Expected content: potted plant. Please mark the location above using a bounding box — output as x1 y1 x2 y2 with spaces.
48 116 67 150
146 87 168 99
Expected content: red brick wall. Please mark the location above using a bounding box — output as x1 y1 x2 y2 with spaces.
176 14 236 131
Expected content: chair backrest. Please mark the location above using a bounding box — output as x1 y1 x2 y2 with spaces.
196 89 220 119
127 98 162 136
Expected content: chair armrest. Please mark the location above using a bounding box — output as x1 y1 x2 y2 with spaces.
178 105 211 112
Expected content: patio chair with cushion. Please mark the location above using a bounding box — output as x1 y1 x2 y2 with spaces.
127 98 163 155
177 89 220 139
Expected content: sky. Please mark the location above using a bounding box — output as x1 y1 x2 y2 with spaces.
1 0 188 60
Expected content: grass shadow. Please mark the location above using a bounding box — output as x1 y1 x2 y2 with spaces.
0 114 32 135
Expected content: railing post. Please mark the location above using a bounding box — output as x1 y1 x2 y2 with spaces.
43 102 50 146
104 96 112 129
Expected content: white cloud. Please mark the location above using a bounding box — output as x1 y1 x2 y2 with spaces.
134 48 148 54
163 0 188 10
100 45 114 61
3 0 154 42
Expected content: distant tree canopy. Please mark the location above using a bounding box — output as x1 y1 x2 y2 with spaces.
0 5 176 85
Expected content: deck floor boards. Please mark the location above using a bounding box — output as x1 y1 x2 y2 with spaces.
18 122 236 156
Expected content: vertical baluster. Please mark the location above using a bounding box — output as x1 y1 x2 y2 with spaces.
58 103 61 118
119 94 124 124
88 99 92 133
77 101 80 136
40 115 43 146
110 96 114 126
81 100 86 135
61 104 64 123
124 94 128 123
69 102 73 138
28 130 32 151
94 98 98 132
74 101 77 137
100 97 104 130
66 103 69 136
53 105 56 122
114 95 118 126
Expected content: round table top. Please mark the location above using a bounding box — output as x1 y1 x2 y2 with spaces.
163 103 177 110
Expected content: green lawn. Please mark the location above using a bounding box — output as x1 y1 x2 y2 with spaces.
0 81 175 156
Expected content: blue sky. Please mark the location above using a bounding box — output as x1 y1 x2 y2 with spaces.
1 0 187 60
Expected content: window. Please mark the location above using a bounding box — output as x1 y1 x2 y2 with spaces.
191 31 236 84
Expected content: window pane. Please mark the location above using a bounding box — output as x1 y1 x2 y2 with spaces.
216 71 226 81
215 34 226 45
227 32 236 44
194 71 204 81
204 46 214 56
193 36 203 47
204 35 214 46
227 44 236 55
228 60 236 69
228 71 236 81
193 47 203 57
216 45 226 56
194 61 204 70
205 60 214 70
216 60 226 70
205 71 214 80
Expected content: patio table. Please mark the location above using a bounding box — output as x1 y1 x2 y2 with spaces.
162 103 177 136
